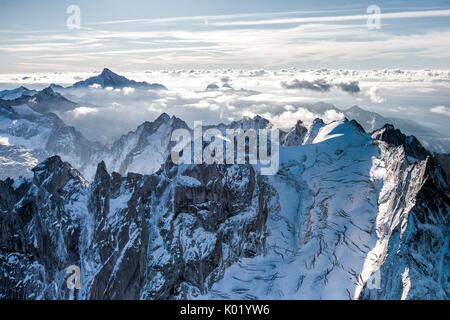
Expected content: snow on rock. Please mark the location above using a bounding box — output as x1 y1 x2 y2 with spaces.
0 117 448 300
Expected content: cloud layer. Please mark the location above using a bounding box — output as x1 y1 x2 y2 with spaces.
281 78 360 95
430 106 450 117
1 68 450 140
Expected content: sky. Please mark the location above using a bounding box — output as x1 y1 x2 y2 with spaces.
1 0 450 71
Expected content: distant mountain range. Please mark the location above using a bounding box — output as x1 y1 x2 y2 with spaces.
0 86 37 100
0 70 449 181
301 102 450 154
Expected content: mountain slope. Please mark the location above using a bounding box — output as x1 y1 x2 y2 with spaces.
0 119 447 300
0 102 104 179
0 86 37 100
2 87 78 114
89 113 190 179
342 105 449 153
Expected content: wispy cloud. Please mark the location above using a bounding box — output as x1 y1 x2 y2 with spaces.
1 7 450 71
84 9 349 26
211 9 450 26
430 105 450 116
281 78 360 95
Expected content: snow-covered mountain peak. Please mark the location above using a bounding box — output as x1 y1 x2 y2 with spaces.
312 118 367 145
228 114 271 130
283 120 308 146
92 160 110 187
372 124 429 160
100 68 115 77
49 83 64 91
37 87 58 98
0 103 104 179
137 113 187 135
32 155 88 192
91 113 190 178
24 87 78 114
312 118 325 126
0 86 37 100
71 68 167 90
154 112 171 123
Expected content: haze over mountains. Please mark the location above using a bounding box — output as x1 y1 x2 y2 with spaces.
1 69 449 180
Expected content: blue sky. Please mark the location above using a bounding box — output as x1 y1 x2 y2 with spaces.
1 0 450 72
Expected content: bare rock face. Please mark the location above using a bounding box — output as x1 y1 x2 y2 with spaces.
372 124 430 160
0 103 104 180
140 162 268 299
0 156 88 299
0 156 270 300
85 162 149 299
357 126 450 299
283 120 308 146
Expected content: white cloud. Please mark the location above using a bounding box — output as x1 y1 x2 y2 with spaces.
122 87 135 95
365 87 384 103
0 136 10 146
212 9 450 26
260 106 344 128
1 68 449 140
69 106 98 117
185 100 221 111
323 109 346 122
430 105 450 117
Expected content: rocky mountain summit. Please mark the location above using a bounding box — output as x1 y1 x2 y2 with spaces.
71 68 167 90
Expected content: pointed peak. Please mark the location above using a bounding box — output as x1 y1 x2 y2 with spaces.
101 68 114 75
72 68 167 90
372 124 429 160
381 123 395 131
32 156 86 191
99 68 123 80
33 86 68 102
295 119 305 127
312 118 325 126
33 155 64 172
41 86 55 94
348 105 364 112
96 160 108 174
155 112 170 122
348 119 366 133
93 160 111 184
49 83 64 90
